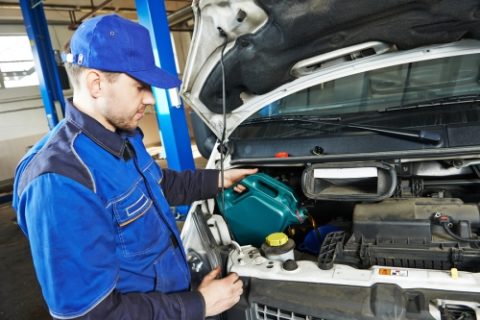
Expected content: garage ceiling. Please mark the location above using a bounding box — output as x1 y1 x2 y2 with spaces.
0 0 194 31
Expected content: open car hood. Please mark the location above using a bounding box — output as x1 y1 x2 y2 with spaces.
181 0 480 139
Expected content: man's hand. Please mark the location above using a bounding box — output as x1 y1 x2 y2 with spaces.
198 267 243 317
219 168 258 192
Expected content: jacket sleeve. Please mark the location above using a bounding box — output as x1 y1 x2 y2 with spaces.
58 290 205 320
160 168 219 206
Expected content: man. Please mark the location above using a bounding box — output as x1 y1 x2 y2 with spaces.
13 14 256 319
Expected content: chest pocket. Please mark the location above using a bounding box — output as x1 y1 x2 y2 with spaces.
113 184 164 257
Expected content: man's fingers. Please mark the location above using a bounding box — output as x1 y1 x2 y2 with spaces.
228 282 242 294
199 269 245 316
223 290 242 308
235 287 243 297
205 267 221 280
233 184 246 193
224 272 240 283
237 168 258 180
222 168 259 189
219 273 243 294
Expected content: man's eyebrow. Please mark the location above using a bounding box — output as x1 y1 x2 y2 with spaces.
133 80 149 89
138 81 150 88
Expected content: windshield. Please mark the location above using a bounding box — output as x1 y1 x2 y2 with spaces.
230 53 480 159
248 53 480 119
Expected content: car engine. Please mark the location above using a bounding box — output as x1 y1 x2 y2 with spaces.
218 159 480 273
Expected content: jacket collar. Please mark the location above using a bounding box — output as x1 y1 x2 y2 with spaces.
65 99 132 158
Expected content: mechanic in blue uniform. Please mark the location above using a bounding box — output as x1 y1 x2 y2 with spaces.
12 14 256 319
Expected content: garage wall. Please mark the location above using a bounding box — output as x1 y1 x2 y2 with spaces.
0 24 193 185
0 24 69 185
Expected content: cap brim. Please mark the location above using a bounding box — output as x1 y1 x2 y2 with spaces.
128 67 181 89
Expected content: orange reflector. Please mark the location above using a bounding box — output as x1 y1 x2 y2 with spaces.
275 152 289 158
379 268 391 276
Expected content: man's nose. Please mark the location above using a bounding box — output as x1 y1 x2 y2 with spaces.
143 88 155 105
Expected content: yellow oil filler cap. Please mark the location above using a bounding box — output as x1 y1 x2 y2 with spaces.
265 232 289 247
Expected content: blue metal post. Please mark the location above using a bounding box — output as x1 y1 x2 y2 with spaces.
19 0 66 129
135 0 195 172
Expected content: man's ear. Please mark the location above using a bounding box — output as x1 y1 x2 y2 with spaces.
85 69 102 98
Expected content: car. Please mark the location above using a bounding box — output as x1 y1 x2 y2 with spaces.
180 1 480 319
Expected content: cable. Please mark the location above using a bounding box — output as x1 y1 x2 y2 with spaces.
441 223 480 244
433 214 480 244
218 27 228 213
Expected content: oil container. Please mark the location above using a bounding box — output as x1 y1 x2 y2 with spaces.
217 173 307 247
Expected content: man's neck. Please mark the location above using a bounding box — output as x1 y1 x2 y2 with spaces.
72 96 116 132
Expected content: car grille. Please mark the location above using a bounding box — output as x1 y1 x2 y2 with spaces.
441 304 476 320
254 303 327 320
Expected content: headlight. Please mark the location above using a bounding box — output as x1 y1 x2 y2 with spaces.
182 204 228 288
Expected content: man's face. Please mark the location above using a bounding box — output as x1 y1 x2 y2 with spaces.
98 73 155 131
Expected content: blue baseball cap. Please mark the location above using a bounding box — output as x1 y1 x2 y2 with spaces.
66 14 180 89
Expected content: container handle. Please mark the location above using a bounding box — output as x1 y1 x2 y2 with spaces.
241 178 280 199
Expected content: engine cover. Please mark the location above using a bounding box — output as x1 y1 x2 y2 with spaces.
318 198 480 271
353 198 480 242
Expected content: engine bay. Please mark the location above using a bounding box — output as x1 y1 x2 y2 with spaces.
216 159 480 273
182 157 480 319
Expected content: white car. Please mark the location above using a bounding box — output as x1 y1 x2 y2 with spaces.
181 1 480 319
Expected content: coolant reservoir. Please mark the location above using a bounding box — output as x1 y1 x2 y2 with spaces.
261 232 295 262
217 173 307 247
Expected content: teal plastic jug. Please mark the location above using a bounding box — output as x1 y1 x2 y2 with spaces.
217 173 307 247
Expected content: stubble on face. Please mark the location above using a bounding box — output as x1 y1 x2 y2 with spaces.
99 74 150 131
104 107 143 131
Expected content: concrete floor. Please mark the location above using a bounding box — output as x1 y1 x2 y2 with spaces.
0 157 208 319
0 203 49 320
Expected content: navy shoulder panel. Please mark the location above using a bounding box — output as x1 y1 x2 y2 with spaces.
136 127 144 138
17 121 95 196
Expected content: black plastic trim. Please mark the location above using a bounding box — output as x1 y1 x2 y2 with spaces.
225 278 480 320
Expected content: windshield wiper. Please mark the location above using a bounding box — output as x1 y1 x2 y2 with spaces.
242 115 442 144
382 94 480 112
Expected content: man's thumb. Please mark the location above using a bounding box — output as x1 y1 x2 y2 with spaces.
205 267 221 280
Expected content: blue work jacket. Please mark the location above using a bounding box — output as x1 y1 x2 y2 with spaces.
12 100 219 319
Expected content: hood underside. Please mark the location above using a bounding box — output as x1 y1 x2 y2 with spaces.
182 0 480 136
